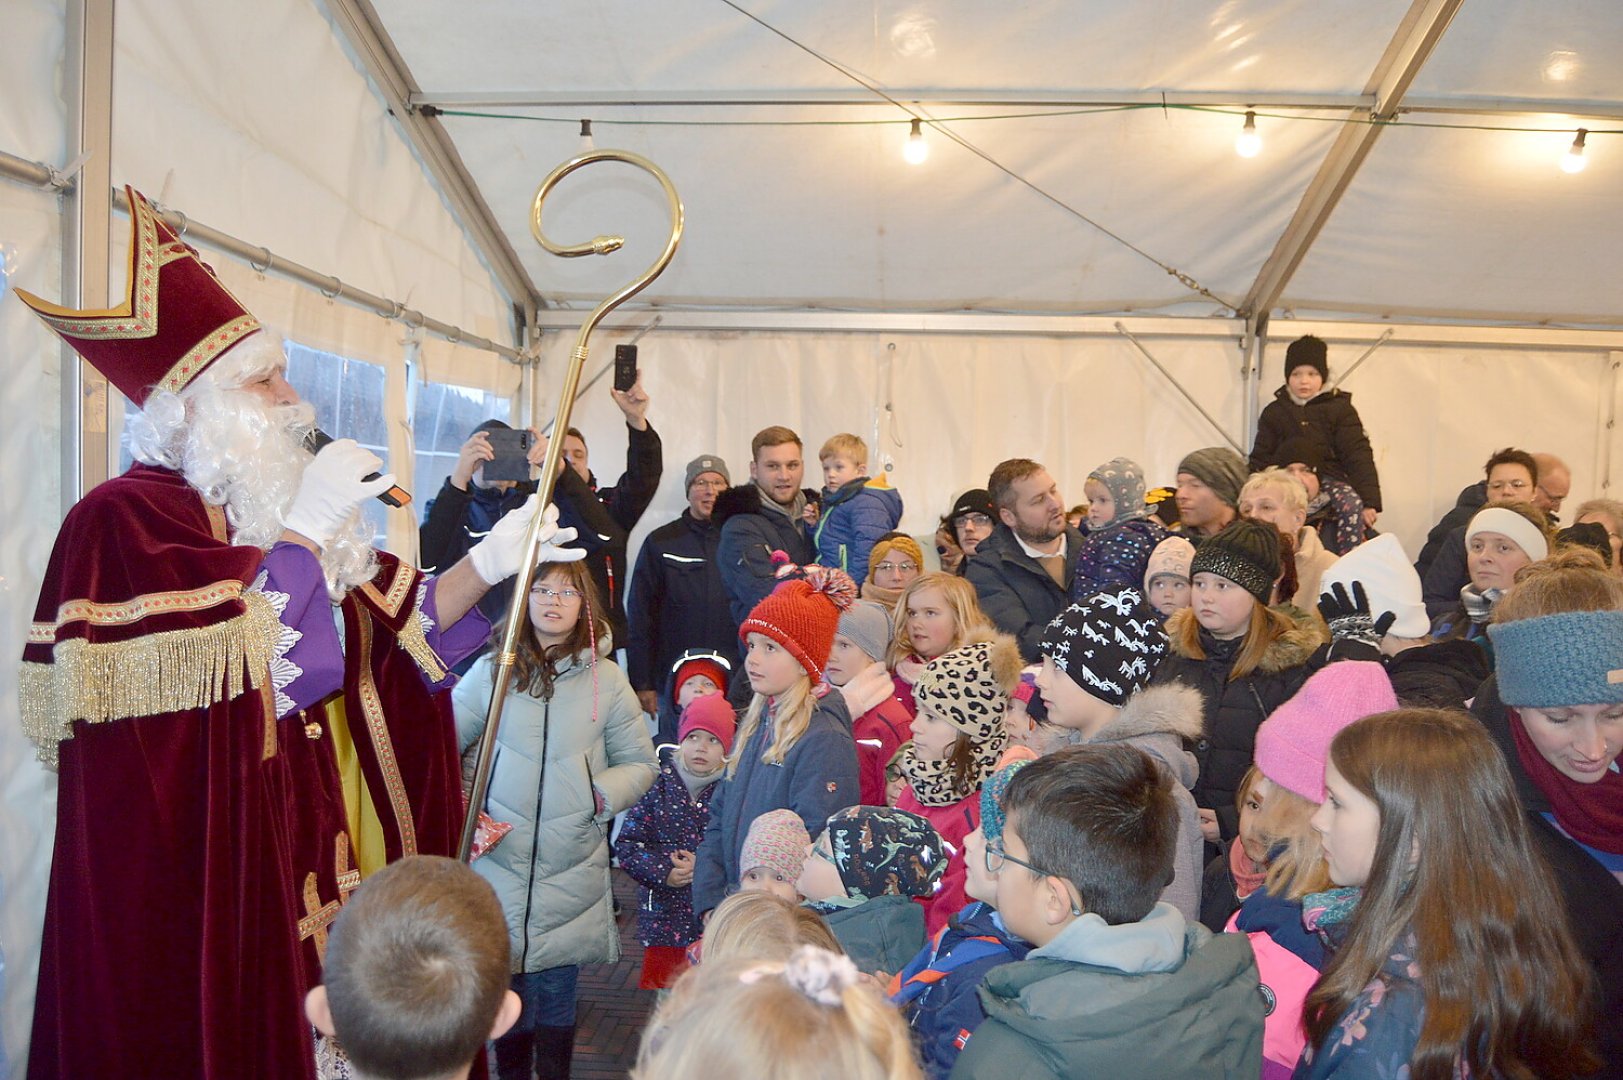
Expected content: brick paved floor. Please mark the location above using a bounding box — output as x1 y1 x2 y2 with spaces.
571 870 656 1078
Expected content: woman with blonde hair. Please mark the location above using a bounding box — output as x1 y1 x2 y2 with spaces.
887 572 993 718
1238 467 1339 609
636 947 922 1080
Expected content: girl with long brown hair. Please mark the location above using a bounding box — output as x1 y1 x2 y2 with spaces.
453 559 658 1080
1298 708 1599 1079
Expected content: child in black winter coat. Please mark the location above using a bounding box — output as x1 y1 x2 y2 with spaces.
1248 334 1382 530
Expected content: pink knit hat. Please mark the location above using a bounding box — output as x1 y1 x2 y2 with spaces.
677 693 737 755
1254 661 1398 801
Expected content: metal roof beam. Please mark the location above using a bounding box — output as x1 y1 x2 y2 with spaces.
1238 0 1466 321
321 0 537 310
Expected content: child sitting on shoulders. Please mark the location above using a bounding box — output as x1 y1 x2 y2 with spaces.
1069 457 1169 598
823 599 914 805
951 744 1263 1080
891 760 1033 1080
618 693 737 990
306 855 521 1080
797 805 948 976
815 433 904 584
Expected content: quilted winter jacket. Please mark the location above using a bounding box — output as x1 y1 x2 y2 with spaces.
453 646 657 972
625 508 738 704
1079 684 1205 922
690 689 860 915
950 905 1262 1080
1148 608 1324 842
814 476 905 583
617 746 719 948
1249 386 1382 511
1068 516 1169 601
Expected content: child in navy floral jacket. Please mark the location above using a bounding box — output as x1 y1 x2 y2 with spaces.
618 694 736 989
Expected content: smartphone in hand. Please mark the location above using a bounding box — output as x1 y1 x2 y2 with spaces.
613 344 638 392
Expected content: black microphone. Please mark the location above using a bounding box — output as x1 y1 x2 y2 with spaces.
303 428 412 508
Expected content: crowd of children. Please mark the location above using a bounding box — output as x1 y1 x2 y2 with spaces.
319 336 1621 1080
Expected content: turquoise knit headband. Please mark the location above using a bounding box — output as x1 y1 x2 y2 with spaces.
1488 609 1623 707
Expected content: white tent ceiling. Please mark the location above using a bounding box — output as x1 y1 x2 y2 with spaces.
364 0 1623 325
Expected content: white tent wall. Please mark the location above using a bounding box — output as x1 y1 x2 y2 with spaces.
542 325 1623 585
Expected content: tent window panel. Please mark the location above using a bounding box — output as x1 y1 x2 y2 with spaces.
412 380 513 513
286 342 391 541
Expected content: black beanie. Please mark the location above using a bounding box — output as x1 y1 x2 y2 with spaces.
1189 519 1282 603
1284 335 1328 383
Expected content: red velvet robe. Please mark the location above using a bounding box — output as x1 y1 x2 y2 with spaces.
20 464 465 1079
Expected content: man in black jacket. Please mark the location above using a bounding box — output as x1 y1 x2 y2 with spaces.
627 453 738 739
966 458 1085 663
419 380 661 656
716 426 815 626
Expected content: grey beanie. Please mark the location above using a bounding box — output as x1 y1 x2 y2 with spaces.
1177 447 1250 509
1087 457 1150 526
684 454 730 489
836 599 894 663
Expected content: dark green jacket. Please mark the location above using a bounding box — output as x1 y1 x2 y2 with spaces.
819 894 927 977
950 905 1262 1080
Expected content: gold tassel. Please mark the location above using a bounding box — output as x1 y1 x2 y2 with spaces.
20 591 280 769
396 607 448 683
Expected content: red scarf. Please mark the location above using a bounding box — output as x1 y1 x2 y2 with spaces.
1510 708 1623 854
1229 836 1267 900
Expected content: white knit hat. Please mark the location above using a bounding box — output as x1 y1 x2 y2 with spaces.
1318 534 1430 639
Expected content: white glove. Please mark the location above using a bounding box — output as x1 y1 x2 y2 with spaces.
468 495 583 586
285 438 394 550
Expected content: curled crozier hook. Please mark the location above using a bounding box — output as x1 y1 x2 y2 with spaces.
458 150 683 861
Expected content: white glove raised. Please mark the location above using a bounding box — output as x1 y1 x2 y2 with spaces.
284 438 395 551
468 495 584 586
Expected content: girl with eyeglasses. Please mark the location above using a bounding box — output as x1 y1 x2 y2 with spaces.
453 558 658 1080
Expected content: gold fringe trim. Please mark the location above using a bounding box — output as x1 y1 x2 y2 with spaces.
19 591 280 770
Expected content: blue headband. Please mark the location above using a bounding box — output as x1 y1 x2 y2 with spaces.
1488 609 1623 707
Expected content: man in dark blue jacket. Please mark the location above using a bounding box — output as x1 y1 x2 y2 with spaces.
715 426 815 625
965 458 1085 663
627 453 739 740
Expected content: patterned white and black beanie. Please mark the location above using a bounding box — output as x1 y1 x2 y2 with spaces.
1039 587 1168 706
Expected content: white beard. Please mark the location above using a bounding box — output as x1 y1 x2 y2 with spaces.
127 338 378 597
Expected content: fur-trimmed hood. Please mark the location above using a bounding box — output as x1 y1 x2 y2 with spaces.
1163 606 1324 674
1086 683 1203 790
712 483 763 530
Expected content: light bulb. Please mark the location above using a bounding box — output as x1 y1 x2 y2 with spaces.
1561 128 1587 174
1235 110 1261 158
579 119 595 153
903 118 929 165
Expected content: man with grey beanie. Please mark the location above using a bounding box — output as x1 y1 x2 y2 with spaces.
1175 447 1248 539
628 453 739 742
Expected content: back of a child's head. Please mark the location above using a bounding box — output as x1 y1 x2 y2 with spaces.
636 947 921 1080
701 891 842 966
1001 744 1177 925
820 432 869 466
319 856 510 1080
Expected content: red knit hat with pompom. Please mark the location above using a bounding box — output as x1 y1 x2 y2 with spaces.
738 565 857 682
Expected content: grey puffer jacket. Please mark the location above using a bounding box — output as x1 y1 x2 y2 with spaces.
1079 684 1205 922
454 644 657 973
